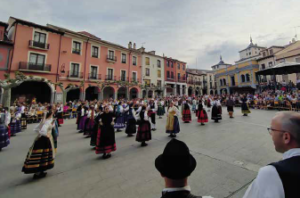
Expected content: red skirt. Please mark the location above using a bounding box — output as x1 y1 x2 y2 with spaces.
58 118 64 125
197 110 208 123
182 109 192 122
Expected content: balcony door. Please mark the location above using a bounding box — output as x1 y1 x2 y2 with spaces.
71 63 80 77
29 53 45 70
107 68 113 80
121 70 126 81
132 72 137 82
33 32 46 48
108 50 114 60
91 66 98 79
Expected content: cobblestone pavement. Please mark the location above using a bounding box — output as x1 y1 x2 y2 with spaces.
0 107 282 198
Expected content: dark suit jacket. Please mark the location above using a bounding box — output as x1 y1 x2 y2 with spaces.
161 190 202 198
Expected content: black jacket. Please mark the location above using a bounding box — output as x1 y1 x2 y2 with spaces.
161 190 202 198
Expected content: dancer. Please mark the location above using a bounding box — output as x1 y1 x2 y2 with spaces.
211 98 222 123
182 101 192 123
84 106 95 137
10 107 22 136
136 105 152 146
95 106 116 159
157 99 165 119
125 103 137 137
91 108 101 147
20 103 27 130
56 103 64 127
79 106 88 132
226 96 235 118
241 94 251 116
192 98 197 113
166 101 180 137
196 100 208 125
0 109 9 151
22 111 55 179
148 99 157 131
76 102 83 130
114 102 125 132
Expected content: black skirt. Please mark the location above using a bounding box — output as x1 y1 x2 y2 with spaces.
95 125 116 154
227 106 234 112
125 119 137 135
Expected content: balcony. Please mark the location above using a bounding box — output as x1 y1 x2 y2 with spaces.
19 62 51 72
166 77 175 82
131 78 140 83
178 77 186 83
106 55 117 63
119 77 129 82
72 48 81 55
88 73 101 80
105 75 116 81
28 40 50 50
67 71 83 79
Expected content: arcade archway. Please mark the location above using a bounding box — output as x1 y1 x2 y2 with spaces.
66 88 80 102
130 88 138 99
117 87 127 99
85 86 99 101
103 86 115 100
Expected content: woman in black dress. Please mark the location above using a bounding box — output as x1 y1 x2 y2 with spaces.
95 106 116 159
125 103 137 137
136 105 151 146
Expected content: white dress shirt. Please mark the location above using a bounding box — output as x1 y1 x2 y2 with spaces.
243 148 300 198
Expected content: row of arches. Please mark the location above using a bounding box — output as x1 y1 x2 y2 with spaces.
9 81 140 104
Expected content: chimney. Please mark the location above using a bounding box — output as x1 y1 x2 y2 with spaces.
133 43 136 49
128 41 132 49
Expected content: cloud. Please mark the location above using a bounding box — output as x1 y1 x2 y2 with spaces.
1 0 300 70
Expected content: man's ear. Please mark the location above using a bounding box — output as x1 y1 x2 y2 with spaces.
283 132 292 144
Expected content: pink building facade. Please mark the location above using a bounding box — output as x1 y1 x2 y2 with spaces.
1 17 142 104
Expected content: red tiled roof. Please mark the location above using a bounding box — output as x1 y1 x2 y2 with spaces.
78 31 101 41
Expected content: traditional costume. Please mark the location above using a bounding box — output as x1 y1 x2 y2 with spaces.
0 112 9 151
211 100 222 122
157 100 165 118
136 108 151 146
79 107 88 132
84 108 95 137
91 112 101 147
182 102 192 123
76 104 82 130
125 104 137 137
95 112 116 158
56 104 64 126
192 99 197 112
226 98 235 118
10 108 22 136
148 100 157 131
21 105 27 130
166 105 180 137
22 114 55 178
114 104 125 131
241 97 251 116
196 102 208 125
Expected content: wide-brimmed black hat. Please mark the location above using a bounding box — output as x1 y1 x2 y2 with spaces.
155 139 197 180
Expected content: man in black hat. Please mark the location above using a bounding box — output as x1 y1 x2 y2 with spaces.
155 139 213 198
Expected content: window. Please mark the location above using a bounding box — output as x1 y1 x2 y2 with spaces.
157 80 162 87
231 76 235 86
223 79 226 85
157 60 161 68
210 76 212 81
29 53 45 66
108 50 115 60
157 70 161 78
122 53 126 63
210 82 212 88
249 52 251 55
263 52 266 57
144 79 150 86
145 57 150 65
90 66 98 79
167 61 169 67
183 65 185 70
132 72 137 82
269 62 273 67
178 73 180 81
72 41 81 54
167 71 170 78
171 62 173 68
270 49 273 55
33 32 46 48
246 74 250 82
70 63 80 77
92 46 99 58
177 63 180 69
146 68 150 76
121 70 126 81
261 64 266 70
107 68 113 80
241 75 245 82
133 56 137 65
171 72 174 78
220 79 223 86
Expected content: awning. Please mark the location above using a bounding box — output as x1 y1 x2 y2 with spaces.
256 62 300 76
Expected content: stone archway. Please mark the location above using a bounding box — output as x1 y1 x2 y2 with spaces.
11 81 53 104
66 87 80 102
142 90 147 98
130 88 138 99
210 90 214 95
148 90 153 98
117 87 127 99
215 90 218 95
103 86 115 100
85 86 100 101
188 86 193 96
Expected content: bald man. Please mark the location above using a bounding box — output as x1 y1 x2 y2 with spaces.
243 112 300 198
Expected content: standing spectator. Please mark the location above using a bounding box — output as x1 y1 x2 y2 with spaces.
155 139 213 198
243 112 300 198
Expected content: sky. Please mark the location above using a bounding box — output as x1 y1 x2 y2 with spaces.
1 0 300 69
